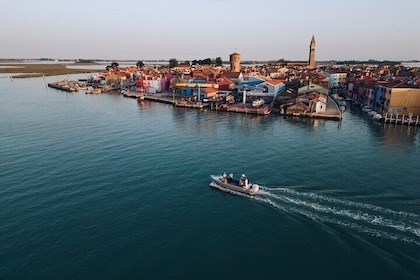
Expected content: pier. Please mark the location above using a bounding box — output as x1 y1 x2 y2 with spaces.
142 94 176 105
122 90 145 99
214 103 272 115
383 112 420 126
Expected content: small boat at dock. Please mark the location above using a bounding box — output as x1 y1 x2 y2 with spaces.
252 98 265 107
86 88 101 94
210 173 259 195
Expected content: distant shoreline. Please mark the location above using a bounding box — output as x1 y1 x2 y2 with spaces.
0 63 99 78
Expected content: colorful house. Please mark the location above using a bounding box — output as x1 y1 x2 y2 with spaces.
256 79 286 95
324 71 347 88
216 77 236 93
380 81 420 115
309 93 328 113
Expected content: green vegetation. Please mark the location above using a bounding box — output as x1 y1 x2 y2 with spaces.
191 57 223 66
169 58 178 68
215 57 223 66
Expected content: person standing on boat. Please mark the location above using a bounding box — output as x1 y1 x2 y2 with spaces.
239 174 246 186
244 176 248 187
222 172 227 183
228 173 233 183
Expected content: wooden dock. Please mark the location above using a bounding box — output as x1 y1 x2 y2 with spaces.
174 101 209 109
214 103 272 115
122 90 145 99
143 95 176 105
383 112 420 126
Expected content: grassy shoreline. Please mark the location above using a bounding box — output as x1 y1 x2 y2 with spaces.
0 63 100 78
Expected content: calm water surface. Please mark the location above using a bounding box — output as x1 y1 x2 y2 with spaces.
0 75 419 279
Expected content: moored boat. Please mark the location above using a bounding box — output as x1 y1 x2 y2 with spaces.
86 88 101 94
373 113 383 121
210 173 259 195
252 98 265 107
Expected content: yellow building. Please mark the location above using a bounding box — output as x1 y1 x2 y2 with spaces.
385 86 420 115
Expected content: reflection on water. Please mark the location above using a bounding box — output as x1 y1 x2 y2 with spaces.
347 102 419 146
380 122 419 145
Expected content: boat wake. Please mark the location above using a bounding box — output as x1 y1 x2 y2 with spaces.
215 183 420 245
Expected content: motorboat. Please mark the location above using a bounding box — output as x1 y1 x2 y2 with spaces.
373 113 383 121
252 98 265 107
362 105 372 113
210 173 259 195
86 88 101 94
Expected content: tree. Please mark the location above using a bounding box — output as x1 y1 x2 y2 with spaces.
111 62 119 69
169 58 178 68
215 57 223 66
136 60 144 68
202 58 212 65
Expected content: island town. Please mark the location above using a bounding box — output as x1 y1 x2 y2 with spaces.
45 36 420 125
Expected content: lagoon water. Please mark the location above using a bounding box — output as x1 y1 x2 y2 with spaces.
1 75 419 279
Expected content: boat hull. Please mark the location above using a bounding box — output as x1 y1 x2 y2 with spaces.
210 175 259 195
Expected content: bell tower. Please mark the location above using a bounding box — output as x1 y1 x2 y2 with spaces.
230 52 241 72
308 35 316 69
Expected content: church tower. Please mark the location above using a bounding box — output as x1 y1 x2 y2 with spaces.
230 52 241 72
308 35 316 69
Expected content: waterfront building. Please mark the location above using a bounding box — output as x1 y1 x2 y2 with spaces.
243 79 286 104
216 77 236 93
308 35 316 69
256 79 286 95
136 76 162 94
230 52 241 72
308 93 328 113
202 87 219 99
379 81 420 115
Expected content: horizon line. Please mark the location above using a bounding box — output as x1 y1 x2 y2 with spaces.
1 58 419 63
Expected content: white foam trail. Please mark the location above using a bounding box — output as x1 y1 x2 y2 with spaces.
265 187 419 220
256 195 420 246
258 188 420 245
211 184 420 244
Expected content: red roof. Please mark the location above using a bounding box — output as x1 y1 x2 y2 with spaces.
266 79 285 86
203 87 218 94
217 76 235 85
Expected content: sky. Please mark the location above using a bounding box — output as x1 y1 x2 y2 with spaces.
1 0 419 61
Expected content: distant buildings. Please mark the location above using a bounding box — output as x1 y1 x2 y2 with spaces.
92 36 420 122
